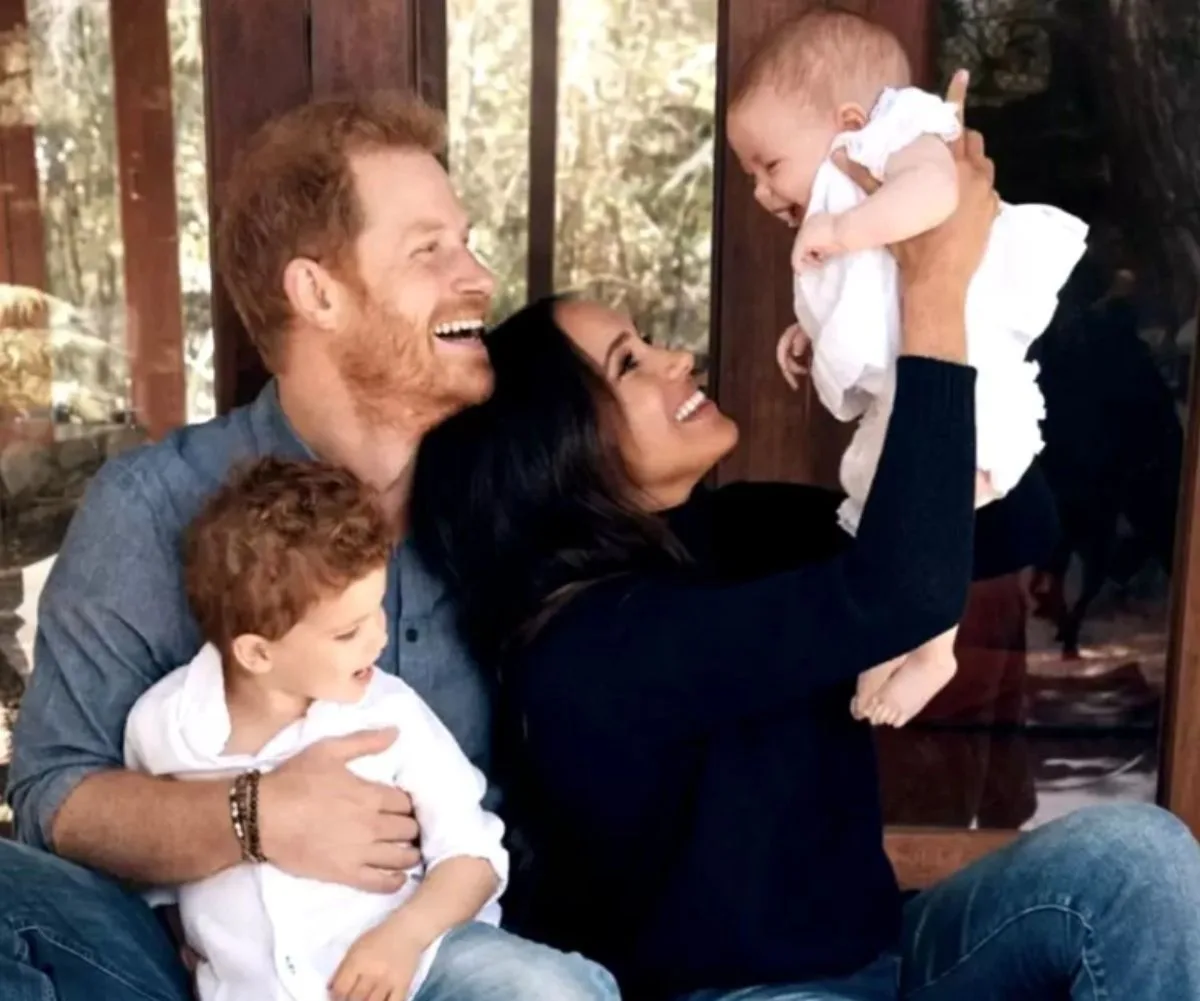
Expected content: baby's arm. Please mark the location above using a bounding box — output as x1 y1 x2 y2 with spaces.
834 135 959 254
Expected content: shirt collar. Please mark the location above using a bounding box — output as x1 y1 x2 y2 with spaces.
247 379 317 462
177 643 236 759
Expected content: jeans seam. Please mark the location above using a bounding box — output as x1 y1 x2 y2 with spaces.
10 921 181 1001
905 902 1107 1000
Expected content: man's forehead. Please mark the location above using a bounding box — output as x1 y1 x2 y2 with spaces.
349 146 466 230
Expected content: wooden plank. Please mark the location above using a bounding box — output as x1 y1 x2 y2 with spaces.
201 0 309 412
413 0 448 112
110 0 186 439
885 828 1017 889
1161 304 1200 838
0 0 46 290
310 0 415 98
526 0 558 303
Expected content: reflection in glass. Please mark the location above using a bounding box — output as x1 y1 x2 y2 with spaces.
555 0 717 368
882 0 1197 829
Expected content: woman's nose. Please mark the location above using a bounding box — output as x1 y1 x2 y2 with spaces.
665 348 695 379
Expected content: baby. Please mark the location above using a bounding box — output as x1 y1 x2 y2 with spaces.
727 8 1087 728
123 458 554 1001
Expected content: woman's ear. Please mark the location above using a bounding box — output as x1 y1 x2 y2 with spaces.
836 102 868 132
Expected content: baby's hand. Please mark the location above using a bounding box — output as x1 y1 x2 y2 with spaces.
330 920 422 1001
791 212 844 272
776 323 811 391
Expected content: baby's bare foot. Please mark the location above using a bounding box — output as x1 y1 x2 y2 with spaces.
862 654 957 728
852 657 905 721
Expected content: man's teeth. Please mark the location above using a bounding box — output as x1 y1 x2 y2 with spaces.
433 319 486 339
675 390 708 422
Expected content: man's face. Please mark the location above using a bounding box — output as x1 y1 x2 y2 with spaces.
333 148 496 431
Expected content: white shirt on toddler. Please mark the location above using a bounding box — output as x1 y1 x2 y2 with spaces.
794 85 1089 534
124 644 508 1001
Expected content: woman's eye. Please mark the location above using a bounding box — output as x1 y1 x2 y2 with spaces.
618 352 638 376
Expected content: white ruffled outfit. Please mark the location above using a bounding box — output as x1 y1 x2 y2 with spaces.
794 86 1088 534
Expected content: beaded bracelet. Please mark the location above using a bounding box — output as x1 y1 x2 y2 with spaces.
229 769 267 863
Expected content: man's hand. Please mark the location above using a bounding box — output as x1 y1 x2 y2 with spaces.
257 728 420 893
329 918 423 1001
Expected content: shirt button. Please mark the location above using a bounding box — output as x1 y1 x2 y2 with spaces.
405 627 419 643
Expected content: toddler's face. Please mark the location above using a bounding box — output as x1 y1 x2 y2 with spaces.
727 88 839 227
256 565 390 704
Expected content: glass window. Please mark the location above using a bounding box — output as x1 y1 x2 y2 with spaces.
555 0 718 373
447 0 533 322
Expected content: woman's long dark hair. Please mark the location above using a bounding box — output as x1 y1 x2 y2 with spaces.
411 296 685 666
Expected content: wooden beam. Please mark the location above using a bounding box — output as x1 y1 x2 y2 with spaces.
311 0 416 99
1161 303 1200 838
110 0 186 439
201 0 309 412
526 0 558 303
413 0 448 112
0 0 46 290
885 828 1018 890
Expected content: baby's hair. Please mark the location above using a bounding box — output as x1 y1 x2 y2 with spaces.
730 5 911 114
184 457 395 661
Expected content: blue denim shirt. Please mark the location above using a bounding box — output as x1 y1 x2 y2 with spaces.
5 382 492 851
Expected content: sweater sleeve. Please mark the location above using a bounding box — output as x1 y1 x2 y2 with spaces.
531 356 976 737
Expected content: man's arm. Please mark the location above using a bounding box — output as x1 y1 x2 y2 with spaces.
6 461 238 882
7 461 419 889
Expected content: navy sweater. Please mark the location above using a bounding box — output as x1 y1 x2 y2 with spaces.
504 358 1057 1000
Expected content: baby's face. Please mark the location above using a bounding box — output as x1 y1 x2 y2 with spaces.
259 565 390 704
727 88 839 227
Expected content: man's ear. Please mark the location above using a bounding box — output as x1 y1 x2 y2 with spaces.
282 257 354 332
836 102 868 132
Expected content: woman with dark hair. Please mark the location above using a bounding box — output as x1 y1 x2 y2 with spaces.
411 135 1200 1001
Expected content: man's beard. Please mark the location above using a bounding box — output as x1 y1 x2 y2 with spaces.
334 299 491 432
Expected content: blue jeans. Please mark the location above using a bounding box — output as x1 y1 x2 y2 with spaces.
679 804 1200 1001
415 921 617 1000
3 804 1198 1001
0 844 617 1001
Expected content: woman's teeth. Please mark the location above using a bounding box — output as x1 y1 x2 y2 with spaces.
433 319 486 340
674 390 708 422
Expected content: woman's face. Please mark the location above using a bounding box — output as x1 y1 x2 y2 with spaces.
557 299 739 509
